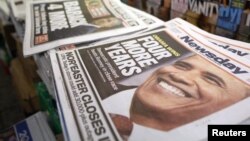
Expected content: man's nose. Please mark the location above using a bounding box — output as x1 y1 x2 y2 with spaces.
169 71 196 86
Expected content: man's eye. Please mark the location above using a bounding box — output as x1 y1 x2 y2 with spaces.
174 62 191 70
204 75 222 87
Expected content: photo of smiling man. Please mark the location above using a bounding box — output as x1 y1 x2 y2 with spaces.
103 54 250 141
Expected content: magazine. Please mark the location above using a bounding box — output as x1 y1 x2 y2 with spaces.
50 21 250 141
170 18 250 62
170 0 188 19
23 0 147 56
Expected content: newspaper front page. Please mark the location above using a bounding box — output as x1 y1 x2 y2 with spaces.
23 0 147 56
50 23 250 141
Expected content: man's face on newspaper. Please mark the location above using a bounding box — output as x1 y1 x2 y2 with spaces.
92 17 122 28
131 55 249 131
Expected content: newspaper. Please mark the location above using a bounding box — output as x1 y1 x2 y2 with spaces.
0 112 56 141
35 3 165 92
88 4 165 47
8 0 26 20
124 3 164 32
0 0 10 20
50 20 250 141
23 0 147 56
170 18 250 62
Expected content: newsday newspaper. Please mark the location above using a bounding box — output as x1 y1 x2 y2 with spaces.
23 0 147 56
50 20 250 141
171 18 250 62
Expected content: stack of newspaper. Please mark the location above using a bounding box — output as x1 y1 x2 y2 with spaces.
49 18 250 141
22 0 250 141
25 0 165 98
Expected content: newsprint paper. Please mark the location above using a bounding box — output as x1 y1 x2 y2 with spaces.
50 23 250 141
23 0 147 56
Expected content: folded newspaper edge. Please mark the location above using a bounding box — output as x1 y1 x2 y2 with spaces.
50 20 250 141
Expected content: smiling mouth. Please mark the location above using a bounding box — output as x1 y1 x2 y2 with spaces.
157 78 192 98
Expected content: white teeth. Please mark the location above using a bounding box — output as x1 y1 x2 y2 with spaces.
159 81 186 97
